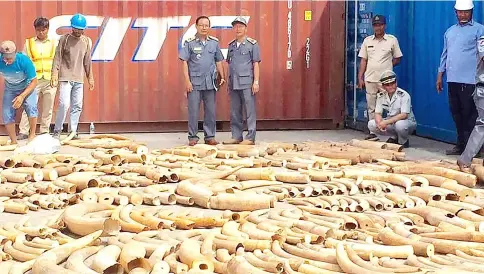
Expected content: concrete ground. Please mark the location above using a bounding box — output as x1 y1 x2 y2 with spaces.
0 129 458 225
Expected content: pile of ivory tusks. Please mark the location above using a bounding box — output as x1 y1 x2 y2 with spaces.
3 136 484 273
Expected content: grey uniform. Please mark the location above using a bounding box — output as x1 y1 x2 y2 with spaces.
179 35 224 141
459 36 484 165
367 87 417 144
227 37 261 141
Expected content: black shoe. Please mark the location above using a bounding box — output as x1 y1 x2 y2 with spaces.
364 133 378 140
386 138 398 144
446 146 463 155
402 140 410 148
17 133 28 140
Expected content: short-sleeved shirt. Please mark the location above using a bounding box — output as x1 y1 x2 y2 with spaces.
358 34 403 82
375 87 415 122
439 21 484 84
227 37 261 90
179 36 224 90
0 53 36 91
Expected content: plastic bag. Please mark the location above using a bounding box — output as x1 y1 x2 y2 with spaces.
14 134 61 155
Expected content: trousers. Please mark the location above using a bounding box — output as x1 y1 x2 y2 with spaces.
459 86 484 165
188 89 216 141
365 81 382 121
448 82 477 148
230 88 257 141
368 119 416 144
54 81 84 133
19 79 57 134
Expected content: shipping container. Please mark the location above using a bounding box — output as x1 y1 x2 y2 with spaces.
345 0 484 143
0 0 345 134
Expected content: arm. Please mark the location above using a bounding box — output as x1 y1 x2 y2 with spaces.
357 39 368 88
179 43 192 93
436 32 448 92
253 62 260 84
384 113 408 124
251 43 261 94
392 37 403 67
13 58 38 109
375 112 383 125
214 43 225 83
83 37 94 89
358 58 367 84
51 36 63 81
438 32 448 75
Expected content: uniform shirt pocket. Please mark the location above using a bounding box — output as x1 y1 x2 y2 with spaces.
238 70 252 84
190 71 204 85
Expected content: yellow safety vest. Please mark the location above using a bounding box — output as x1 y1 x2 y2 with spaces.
25 37 56 80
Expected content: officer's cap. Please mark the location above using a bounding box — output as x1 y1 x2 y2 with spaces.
372 15 386 25
232 16 247 26
380 70 397 84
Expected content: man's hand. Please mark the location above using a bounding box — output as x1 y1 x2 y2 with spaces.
377 120 388 131
185 80 193 98
50 76 58 88
12 94 25 109
219 79 226 87
358 77 365 90
89 82 95 91
252 82 259 95
436 73 443 93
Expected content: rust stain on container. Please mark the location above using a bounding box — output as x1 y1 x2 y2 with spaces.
0 0 345 133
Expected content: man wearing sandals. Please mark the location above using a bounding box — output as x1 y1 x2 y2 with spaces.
367 70 416 148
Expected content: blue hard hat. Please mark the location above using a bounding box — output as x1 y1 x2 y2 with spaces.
71 13 87 30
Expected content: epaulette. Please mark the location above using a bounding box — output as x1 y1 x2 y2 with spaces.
228 39 236 45
208 35 219 41
247 37 257 44
186 36 196 43
397 90 405 96
377 91 384 97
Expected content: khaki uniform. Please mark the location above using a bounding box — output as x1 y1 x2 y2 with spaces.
367 87 416 144
20 37 57 135
358 34 403 120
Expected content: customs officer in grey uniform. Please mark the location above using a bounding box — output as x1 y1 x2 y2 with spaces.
367 70 416 148
179 16 225 146
223 17 261 145
458 35 484 170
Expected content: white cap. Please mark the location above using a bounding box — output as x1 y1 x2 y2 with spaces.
455 0 473 10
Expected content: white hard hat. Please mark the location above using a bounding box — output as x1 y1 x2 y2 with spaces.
455 0 474 10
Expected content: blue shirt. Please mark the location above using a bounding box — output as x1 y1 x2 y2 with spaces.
0 53 36 91
438 21 484 84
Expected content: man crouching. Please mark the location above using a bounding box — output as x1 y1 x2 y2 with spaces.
367 70 416 148
0 41 38 144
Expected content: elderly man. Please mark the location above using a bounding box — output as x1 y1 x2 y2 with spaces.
358 15 403 140
18 17 57 139
367 70 416 148
223 16 261 145
179 15 225 146
0 41 39 144
437 0 484 155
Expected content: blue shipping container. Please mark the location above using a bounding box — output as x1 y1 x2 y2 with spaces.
345 0 484 143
